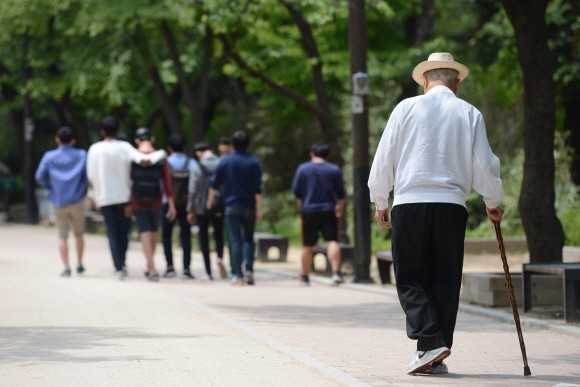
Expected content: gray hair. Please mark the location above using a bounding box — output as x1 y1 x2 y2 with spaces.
424 68 459 86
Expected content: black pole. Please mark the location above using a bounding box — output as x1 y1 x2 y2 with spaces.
349 0 372 283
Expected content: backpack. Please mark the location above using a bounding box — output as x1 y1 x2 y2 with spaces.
131 161 163 205
169 157 190 206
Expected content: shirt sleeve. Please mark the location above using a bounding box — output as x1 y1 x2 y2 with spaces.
35 154 51 189
187 164 203 213
334 168 346 200
291 166 302 198
368 106 401 210
123 142 167 164
471 114 504 208
253 160 263 195
210 160 223 189
86 147 95 184
161 161 173 200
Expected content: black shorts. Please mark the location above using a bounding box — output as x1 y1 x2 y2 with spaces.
301 211 338 246
134 208 162 233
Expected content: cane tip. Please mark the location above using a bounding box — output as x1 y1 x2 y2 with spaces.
524 366 531 376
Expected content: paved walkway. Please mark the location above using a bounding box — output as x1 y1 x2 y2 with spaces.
1 223 579 386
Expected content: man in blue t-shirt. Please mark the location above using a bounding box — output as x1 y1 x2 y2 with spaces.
35 126 88 277
208 130 262 286
292 142 346 286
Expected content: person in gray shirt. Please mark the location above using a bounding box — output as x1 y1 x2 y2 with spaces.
187 142 226 280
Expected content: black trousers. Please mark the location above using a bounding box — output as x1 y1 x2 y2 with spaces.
196 214 224 276
100 203 132 271
391 203 467 351
162 204 191 270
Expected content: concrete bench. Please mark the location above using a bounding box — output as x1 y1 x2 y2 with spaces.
464 237 527 254
376 250 394 285
254 232 288 262
523 263 580 323
312 243 354 274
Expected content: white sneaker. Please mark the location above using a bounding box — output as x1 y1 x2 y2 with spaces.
426 361 448 374
406 347 450 375
331 273 344 286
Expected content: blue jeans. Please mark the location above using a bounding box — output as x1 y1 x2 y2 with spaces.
225 206 255 278
100 203 132 271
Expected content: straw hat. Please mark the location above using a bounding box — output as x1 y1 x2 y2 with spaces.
412 52 469 85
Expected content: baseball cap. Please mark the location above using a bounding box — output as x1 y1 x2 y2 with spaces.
135 127 152 141
193 142 211 152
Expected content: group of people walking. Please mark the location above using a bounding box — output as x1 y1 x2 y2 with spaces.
36 115 347 287
36 117 267 285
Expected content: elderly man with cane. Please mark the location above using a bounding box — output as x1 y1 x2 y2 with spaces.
368 52 504 375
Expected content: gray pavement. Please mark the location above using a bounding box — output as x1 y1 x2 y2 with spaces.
1 223 579 387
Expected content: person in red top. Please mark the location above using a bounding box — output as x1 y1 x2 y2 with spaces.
131 127 176 281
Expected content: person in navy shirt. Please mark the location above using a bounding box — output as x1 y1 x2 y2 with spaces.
207 131 262 286
35 126 88 277
292 142 346 286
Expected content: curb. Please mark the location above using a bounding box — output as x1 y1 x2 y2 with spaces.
255 266 580 339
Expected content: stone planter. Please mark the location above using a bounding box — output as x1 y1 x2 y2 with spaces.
462 272 563 307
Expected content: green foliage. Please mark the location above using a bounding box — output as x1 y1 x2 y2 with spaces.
256 189 301 244
554 131 579 210
559 207 580 246
547 0 580 87
0 0 577 258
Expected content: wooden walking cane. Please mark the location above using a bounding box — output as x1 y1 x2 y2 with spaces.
493 220 532 376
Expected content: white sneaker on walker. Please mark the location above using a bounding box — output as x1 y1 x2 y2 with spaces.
406 347 450 375
426 361 448 374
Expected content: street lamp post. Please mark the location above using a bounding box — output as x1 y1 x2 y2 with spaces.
349 0 372 283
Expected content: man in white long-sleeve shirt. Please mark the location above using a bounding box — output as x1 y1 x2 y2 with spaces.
368 53 505 376
86 116 166 279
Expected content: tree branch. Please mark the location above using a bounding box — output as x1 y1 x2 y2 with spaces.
218 34 324 118
280 1 334 127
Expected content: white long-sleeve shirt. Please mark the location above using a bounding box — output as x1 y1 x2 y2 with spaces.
86 139 166 207
368 85 504 210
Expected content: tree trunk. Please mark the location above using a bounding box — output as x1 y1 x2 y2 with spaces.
134 35 182 137
501 0 565 262
21 35 39 224
149 65 183 137
398 0 435 102
160 21 203 142
56 91 90 149
281 2 343 165
196 26 214 142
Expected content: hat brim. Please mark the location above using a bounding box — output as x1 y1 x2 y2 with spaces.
412 61 469 85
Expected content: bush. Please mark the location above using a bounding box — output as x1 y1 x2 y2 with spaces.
559 206 580 246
